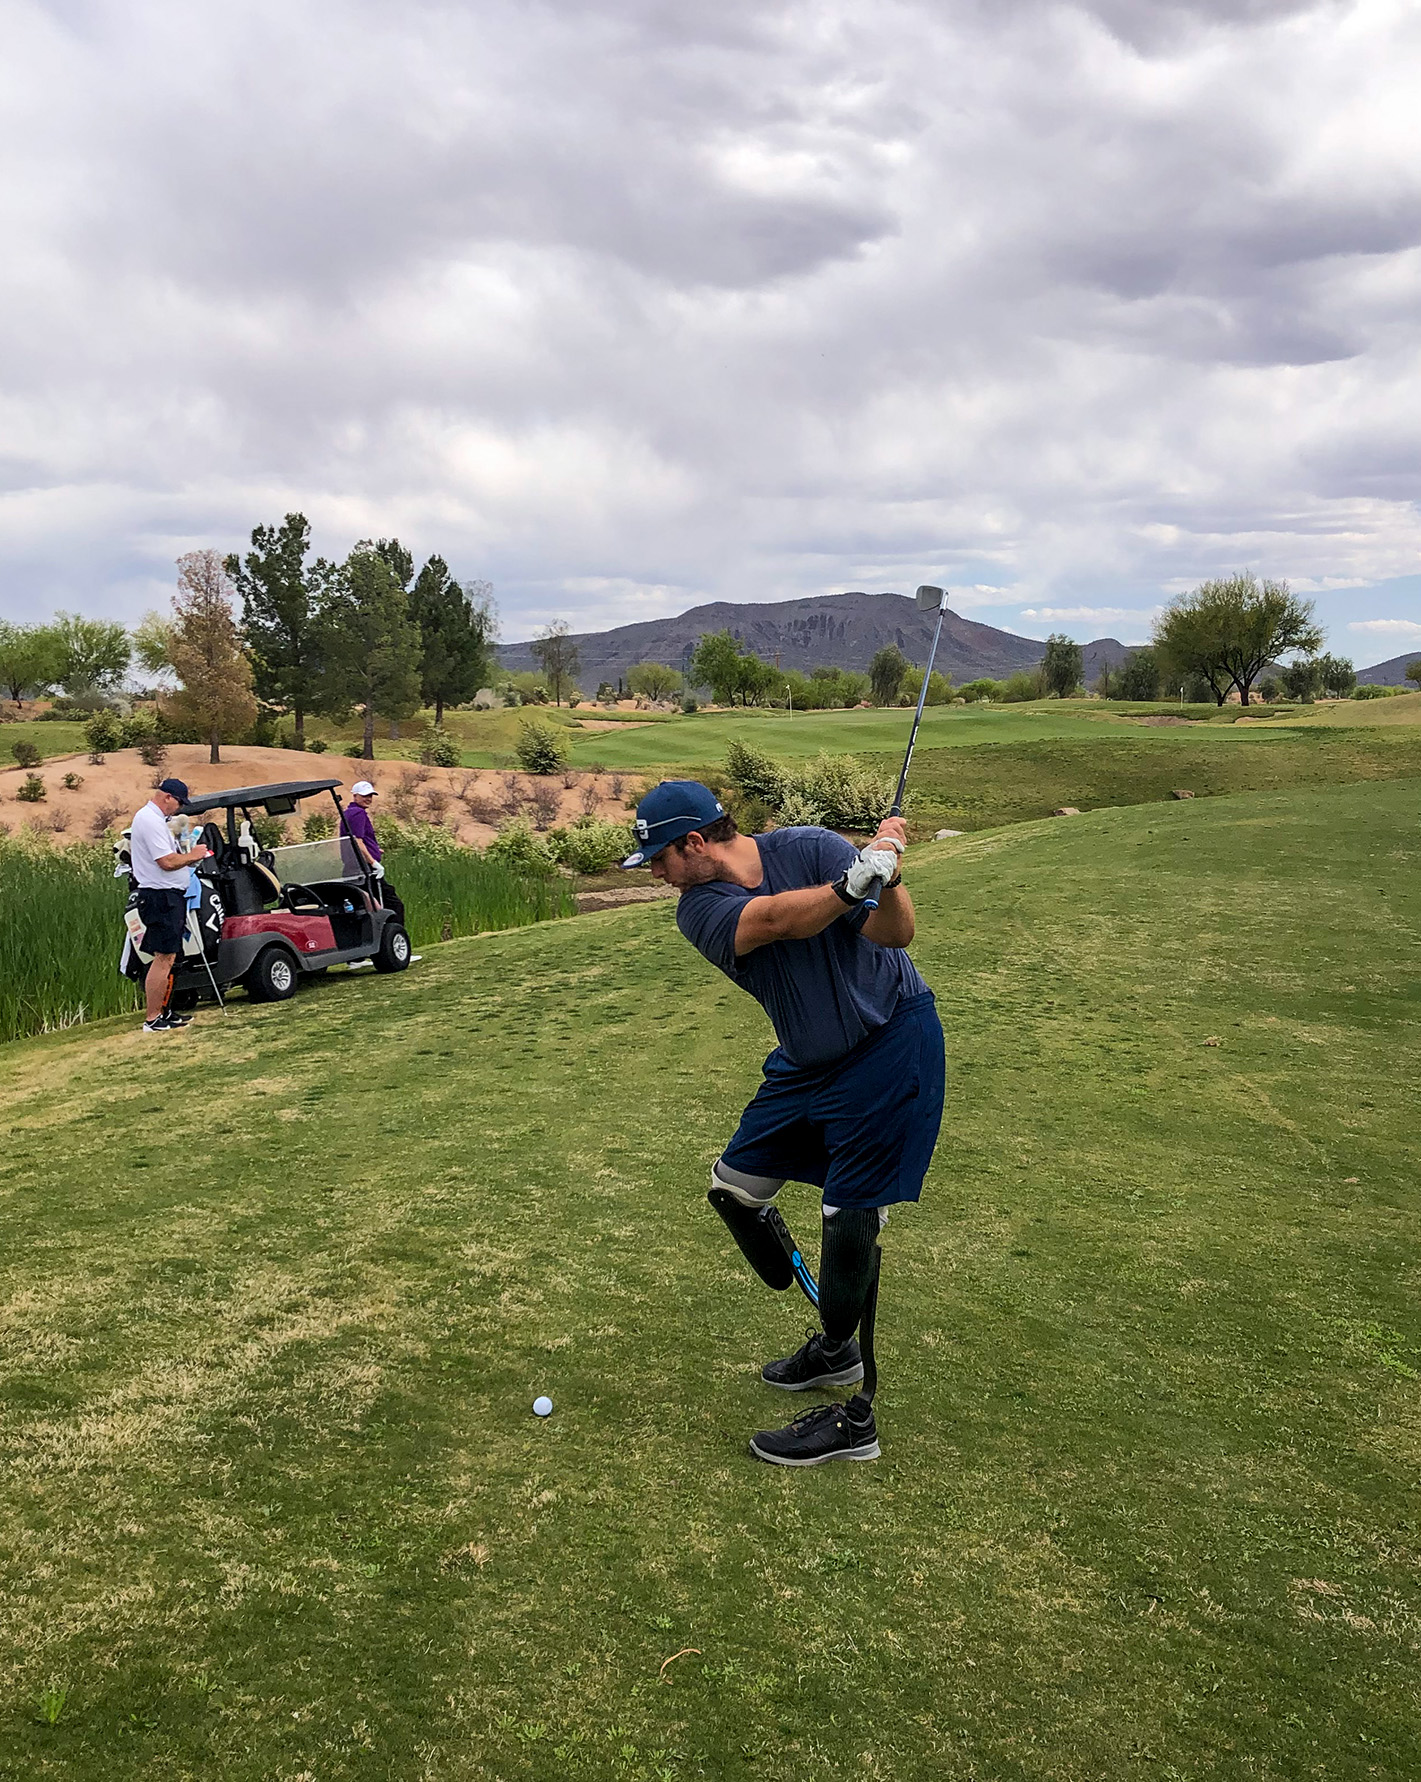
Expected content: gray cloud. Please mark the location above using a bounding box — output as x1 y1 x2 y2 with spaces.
2 0 1419 643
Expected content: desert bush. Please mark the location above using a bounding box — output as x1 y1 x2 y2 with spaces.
303 810 336 842
462 790 503 825
681 694 699 713
499 773 523 816
958 678 1003 703
529 781 561 829
725 738 784 804
547 817 635 875
515 717 570 775
484 817 558 877
249 814 287 850
61 771 84 790
16 774 46 803
579 782 601 816
307 736 330 753
1352 684 1404 699
139 738 168 771
418 723 461 768
46 808 69 832
84 710 123 762
422 786 451 823
11 740 42 768
775 788 827 827
798 753 894 830
90 802 123 839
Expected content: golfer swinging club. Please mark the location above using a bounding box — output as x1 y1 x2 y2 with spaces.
624 781 944 1465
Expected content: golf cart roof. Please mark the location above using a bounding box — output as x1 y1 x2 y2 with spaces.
182 779 343 814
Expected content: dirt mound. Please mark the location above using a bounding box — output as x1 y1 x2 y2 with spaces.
0 744 633 850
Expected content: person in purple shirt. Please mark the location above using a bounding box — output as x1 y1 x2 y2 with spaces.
340 780 405 925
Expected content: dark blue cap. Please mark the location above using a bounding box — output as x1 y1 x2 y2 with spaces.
622 780 726 867
156 778 190 806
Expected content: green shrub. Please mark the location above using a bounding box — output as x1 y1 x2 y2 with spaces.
774 789 827 827
377 817 467 859
548 817 635 874
680 694 699 713
306 736 329 753
119 708 158 749
303 811 336 842
515 718 570 775
139 738 168 770
418 723 462 768
725 738 783 803
1353 684 1404 700
1000 672 1041 703
15 774 46 803
958 678 1002 703
83 702 123 759
61 772 83 791
798 753 895 830
11 740 42 768
249 814 287 850
484 817 558 876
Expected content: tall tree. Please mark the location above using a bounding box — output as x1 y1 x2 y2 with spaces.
1042 634 1084 699
689 630 776 706
627 661 680 701
163 551 258 764
869 644 910 706
410 559 495 723
52 612 130 696
1315 653 1356 698
1115 646 1162 701
1155 573 1321 706
530 620 581 706
315 546 423 759
226 513 329 746
0 622 60 709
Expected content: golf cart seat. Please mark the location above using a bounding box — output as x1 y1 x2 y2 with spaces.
280 880 373 916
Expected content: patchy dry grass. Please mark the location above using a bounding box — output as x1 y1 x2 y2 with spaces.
1 781 1419 1778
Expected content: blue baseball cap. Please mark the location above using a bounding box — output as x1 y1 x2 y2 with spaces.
156 778 190 806
622 780 726 867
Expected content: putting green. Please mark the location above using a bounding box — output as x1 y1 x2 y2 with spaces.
1 780 1418 1778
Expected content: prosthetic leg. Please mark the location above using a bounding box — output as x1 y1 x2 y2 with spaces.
707 1160 819 1307
819 1205 885 1412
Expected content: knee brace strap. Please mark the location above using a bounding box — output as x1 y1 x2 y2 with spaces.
711 1158 785 1207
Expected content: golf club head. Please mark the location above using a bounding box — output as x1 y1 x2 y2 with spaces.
915 584 945 611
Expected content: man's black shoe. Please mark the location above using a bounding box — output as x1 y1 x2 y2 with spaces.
761 1327 864 1393
749 1400 880 1467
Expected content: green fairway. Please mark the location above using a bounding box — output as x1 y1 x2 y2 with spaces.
0 719 87 764
2 781 1419 1779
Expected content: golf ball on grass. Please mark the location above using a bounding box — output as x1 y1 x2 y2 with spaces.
533 1396 553 1418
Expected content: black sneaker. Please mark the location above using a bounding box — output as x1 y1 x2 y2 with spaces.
142 1014 180 1033
164 1012 193 1027
761 1327 864 1393
749 1400 880 1467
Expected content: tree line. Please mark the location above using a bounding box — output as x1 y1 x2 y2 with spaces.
0 517 499 762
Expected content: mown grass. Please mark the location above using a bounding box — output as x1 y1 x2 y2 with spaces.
1 779 1418 1779
0 837 573 1043
0 719 88 763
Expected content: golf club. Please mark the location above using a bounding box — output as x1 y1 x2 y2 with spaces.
862 584 946 910
187 909 227 1014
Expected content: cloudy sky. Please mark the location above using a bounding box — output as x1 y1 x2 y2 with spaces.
3 0 1419 658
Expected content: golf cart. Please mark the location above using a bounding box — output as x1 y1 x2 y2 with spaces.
118 778 411 1007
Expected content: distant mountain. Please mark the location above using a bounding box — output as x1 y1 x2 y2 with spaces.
497 590 1135 690
1357 650 1421 686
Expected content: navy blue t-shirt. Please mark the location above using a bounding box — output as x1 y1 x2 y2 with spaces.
676 827 929 1070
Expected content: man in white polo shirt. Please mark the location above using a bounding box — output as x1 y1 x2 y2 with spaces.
130 777 211 1033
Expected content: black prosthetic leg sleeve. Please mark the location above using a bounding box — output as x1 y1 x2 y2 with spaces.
819 1207 883 1409
708 1190 820 1306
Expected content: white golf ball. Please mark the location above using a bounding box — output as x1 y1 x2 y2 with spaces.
533 1395 553 1418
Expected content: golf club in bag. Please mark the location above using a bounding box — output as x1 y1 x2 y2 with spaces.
861 584 946 910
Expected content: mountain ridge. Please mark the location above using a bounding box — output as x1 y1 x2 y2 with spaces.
496 590 1133 690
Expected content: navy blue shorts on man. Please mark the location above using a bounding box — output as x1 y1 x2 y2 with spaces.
135 887 188 956
721 992 945 1210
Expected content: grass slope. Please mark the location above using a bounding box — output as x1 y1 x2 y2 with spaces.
2 782 1419 1779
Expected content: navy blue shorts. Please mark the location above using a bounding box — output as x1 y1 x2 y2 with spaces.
721 992 945 1210
135 887 187 957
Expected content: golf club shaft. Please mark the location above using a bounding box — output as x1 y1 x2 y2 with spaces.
862 596 947 910
188 910 226 1012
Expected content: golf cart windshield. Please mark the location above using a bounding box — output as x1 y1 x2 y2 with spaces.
268 835 365 886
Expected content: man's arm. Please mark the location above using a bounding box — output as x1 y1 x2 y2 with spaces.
861 883 914 948
154 844 209 871
734 883 853 956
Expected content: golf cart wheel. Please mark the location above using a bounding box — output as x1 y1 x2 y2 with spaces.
373 923 412 973
247 945 299 1002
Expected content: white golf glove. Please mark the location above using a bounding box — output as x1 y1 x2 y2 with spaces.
841 844 901 902
370 860 385 879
